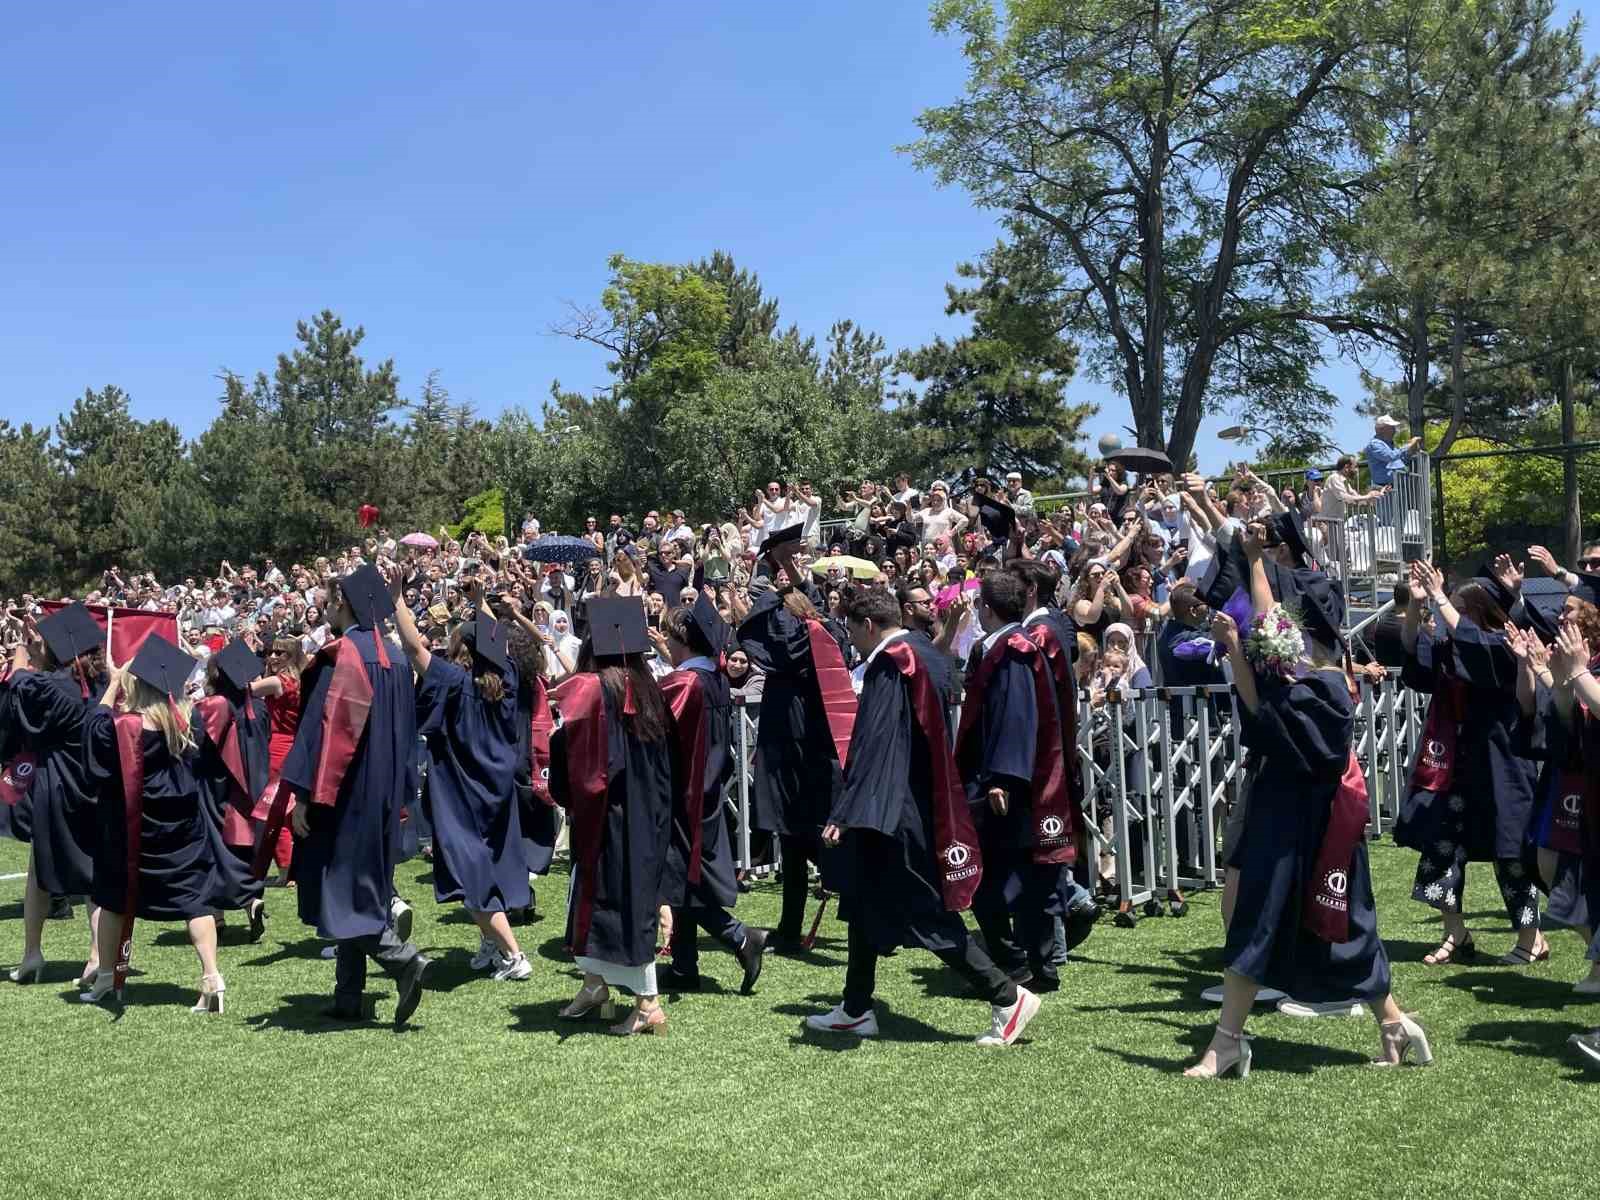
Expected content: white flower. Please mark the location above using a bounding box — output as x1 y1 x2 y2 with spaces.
1519 906 1536 927
1424 882 1444 901
1445 889 1458 908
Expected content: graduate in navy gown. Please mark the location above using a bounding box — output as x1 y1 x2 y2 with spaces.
4 602 104 987
499 594 562 923
1185 528 1430 1078
734 525 855 951
657 595 766 994
1397 558 1544 967
392 578 532 983
804 588 1043 1046
283 565 429 1027
550 597 676 1037
193 639 269 941
80 635 227 1013
957 571 1073 994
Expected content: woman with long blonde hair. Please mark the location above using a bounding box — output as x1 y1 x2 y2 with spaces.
80 635 225 1012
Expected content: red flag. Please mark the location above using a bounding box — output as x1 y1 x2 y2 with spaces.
37 601 178 669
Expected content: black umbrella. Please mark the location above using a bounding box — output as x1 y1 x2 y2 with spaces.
522 535 600 566
1106 446 1173 476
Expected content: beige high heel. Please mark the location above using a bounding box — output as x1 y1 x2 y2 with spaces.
1184 1026 1252 1079
191 973 226 1015
79 970 119 1005
558 981 615 1020
610 1003 668 1037
7 953 45 984
1371 1015 1433 1067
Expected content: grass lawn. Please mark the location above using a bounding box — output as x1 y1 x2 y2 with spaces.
1 834 1595 1200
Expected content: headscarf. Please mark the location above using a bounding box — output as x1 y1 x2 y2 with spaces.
1101 622 1148 686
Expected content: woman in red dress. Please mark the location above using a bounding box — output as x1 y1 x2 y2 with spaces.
250 634 307 884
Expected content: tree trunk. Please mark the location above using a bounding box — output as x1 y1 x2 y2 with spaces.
1559 356 1580 564
1433 306 1468 458
1407 293 1429 434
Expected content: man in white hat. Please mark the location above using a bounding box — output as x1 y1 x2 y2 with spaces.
1364 414 1423 540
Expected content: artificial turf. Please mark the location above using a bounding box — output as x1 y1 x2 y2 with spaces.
0 834 1594 1200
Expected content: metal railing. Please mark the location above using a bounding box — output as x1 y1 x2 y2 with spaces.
726 669 1427 918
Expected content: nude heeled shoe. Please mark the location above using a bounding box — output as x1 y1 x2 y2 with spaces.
191 973 226 1015
1184 1026 1252 1079
558 981 614 1020
7 953 45 984
1371 1015 1433 1067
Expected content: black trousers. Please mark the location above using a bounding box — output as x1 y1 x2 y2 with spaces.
778 833 819 938
334 924 421 1004
969 857 1062 989
843 916 1017 1016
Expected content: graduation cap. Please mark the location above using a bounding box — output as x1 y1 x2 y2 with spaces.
128 634 197 701
686 592 731 658
338 564 396 628
1573 573 1600 607
213 639 263 692
760 523 805 556
977 492 1017 540
462 609 511 674
37 602 102 665
1473 563 1516 614
1271 511 1311 569
1514 592 1561 643
1286 569 1346 650
586 596 649 658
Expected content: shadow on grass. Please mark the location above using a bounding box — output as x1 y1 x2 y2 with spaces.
1458 1016 1595 1061
237 937 332 967
505 1000 636 1040
1101 1016 1370 1075
1438 969 1586 1011
61 980 199 1021
243 992 419 1035
772 994 971 1046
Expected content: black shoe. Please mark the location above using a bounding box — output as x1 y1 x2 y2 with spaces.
248 900 268 944
325 1001 365 1022
1062 901 1100 954
1113 904 1138 929
1167 898 1189 918
1028 974 1061 995
657 964 703 992
767 931 805 956
738 928 768 995
393 955 429 1028
48 895 73 921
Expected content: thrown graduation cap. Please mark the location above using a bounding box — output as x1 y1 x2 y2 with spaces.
1272 511 1311 569
586 596 649 658
760 523 805 555
37 602 102 664
128 633 197 701
213 639 263 692
977 493 1017 540
338 564 396 628
1515 591 1561 643
1286 569 1346 649
687 592 731 657
462 609 511 674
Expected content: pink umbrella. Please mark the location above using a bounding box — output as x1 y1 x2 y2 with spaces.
400 531 439 550
934 577 981 613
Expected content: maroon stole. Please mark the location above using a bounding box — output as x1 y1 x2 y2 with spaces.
804 618 857 765
956 630 1074 865
309 637 375 809
1554 657 1600 859
111 713 146 993
1025 617 1084 813
196 695 254 847
1409 672 1466 794
529 674 556 807
880 639 982 910
1303 750 1369 942
0 664 38 807
661 670 709 885
552 673 617 955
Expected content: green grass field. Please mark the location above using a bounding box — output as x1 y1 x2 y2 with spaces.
1 835 1594 1200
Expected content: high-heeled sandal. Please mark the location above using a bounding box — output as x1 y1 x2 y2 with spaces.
1371 1014 1434 1067
558 981 615 1021
1184 1025 1252 1079
79 970 120 1006
247 900 267 944
610 1004 667 1037
191 973 226 1015
1498 942 1550 966
1422 934 1474 965
7 953 45 984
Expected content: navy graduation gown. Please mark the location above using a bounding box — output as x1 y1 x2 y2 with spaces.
1225 671 1392 1002
416 658 530 914
737 589 847 835
659 662 739 910
513 676 558 877
192 692 269 910
551 683 675 967
830 636 963 952
1525 683 1597 928
1395 620 1536 862
7 670 98 895
84 707 215 921
281 628 419 941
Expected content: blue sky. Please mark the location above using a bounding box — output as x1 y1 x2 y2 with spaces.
3 2 1594 476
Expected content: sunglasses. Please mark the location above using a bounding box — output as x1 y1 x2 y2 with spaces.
1582 557 1600 569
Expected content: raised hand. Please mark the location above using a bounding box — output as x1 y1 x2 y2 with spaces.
1210 611 1240 651
1553 622 1587 678
1526 545 1561 577
1491 552 1524 593
1504 624 1529 661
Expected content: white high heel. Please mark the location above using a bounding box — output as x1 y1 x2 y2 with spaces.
1184 1026 1253 1079
7 953 45 984
79 970 118 1005
1372 1014 1434 1067
191 973 226 1015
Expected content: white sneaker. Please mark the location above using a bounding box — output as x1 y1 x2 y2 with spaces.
491 952 532 981
1200 983 1286 1005
469 936 498 971
1277 998 1367 1019
977 986 1041 1046
803 1003 879 1037
1570 1029 1600 1069
390 896 413 943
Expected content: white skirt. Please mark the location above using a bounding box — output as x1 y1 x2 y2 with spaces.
576 955 657 996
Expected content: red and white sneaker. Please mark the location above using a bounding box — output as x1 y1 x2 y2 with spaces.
803 1003 880 1037
977 986 1041 1046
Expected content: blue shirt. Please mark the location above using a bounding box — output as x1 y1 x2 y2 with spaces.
1364 437 1412 486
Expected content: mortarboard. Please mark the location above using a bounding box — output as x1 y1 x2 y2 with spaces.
586 596 649 658
687 592 731 657
128 634 197 701
1473 563 1516 614
1286 569 1346 649
978 493 1017 539
462 610 511 674
37 602 102 665
1271 511 1311 569
1572 573 1600 607
760 523 805 556
338 563 396 628
213 639 263 692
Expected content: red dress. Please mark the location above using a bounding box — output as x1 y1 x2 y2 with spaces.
255 673 301 871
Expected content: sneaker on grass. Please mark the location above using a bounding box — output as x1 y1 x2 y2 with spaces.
976 987 1041 1047
803 1003 879 1037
